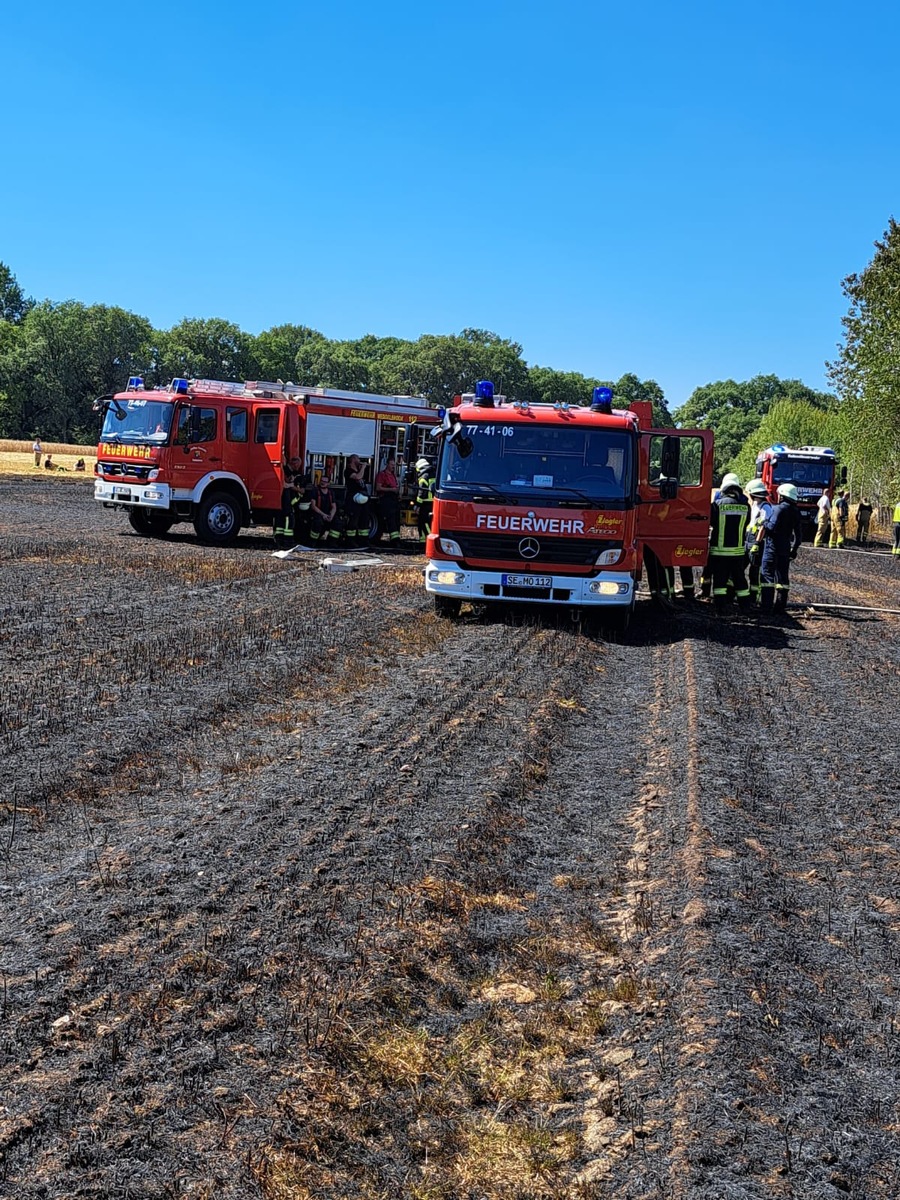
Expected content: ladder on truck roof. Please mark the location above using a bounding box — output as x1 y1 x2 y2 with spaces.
187 379 433 411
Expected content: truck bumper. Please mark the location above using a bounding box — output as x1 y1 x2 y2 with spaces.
94 480 172 510
425 562 634 608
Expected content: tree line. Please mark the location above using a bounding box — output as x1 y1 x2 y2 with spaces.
3 229 897 503
0 264 671 444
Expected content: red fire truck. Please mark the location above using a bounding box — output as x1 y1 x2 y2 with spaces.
754 444 844 535
94 377 439 544
425 382 714 626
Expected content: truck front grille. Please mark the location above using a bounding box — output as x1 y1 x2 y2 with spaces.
446 530 620 567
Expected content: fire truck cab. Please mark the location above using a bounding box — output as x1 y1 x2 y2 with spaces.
94 377 438 544
425 382 714 626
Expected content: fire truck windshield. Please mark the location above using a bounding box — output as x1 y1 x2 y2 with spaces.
770 459 833 487
100 399 174 444
439 425 633 505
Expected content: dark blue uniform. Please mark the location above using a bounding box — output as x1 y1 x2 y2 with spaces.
760 500 802 612
709 490 751 609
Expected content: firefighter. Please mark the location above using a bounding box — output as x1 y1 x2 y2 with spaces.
814 490 831 547
745 478 772 604
309 475 340 545
830 489 849 548
758 483 803 614
709 472 751 611
415 457 435 544
855 496 873 545
375 455 402 548
343 454 371 547
273 457 304 547
893 498 900 558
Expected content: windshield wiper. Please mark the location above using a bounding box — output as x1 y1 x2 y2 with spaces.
440 482 518 503
542 486 601 505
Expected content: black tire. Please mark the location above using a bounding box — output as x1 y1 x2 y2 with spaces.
128 508 175 537
193 490 242 546
434 596 462 619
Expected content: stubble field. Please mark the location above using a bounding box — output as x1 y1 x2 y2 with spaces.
1 475 899 1199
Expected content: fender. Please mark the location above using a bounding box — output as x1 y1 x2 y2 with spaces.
170 471 252 510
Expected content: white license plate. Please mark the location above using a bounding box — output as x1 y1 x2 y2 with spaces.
502 574 552 588
113 487 132 499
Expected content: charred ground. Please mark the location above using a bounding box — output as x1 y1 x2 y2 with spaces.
1 477 899 1199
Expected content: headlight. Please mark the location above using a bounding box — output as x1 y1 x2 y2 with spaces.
439 537 463 557
589 580 630 595
148 469 160 481
428 570 465 585
595 548 622 566
145 489 163 500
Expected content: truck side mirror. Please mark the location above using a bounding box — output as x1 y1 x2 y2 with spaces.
659 436 680 480
840 465 848 485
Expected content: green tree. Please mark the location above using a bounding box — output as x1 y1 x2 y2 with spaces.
613 372 674 427
158 318 258 383
729 400 840 483
675 374 834 474
254 323 323 383
0 262 32 323
828 218 900 500
0 302 153 440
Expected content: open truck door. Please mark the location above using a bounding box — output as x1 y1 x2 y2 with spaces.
637 428 714 572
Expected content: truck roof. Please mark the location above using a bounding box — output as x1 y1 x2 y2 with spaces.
453 400 643 430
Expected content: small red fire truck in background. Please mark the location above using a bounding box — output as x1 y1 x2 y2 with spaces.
94 377 439 544
754 444 845 536
425 382 714 626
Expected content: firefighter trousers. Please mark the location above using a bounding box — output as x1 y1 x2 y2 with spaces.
813 513 830 547
710 554 751 608
760 545 791 611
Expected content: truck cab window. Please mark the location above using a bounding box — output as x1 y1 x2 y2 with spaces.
226 407 248 442
255 410 280 443
649 435 702 487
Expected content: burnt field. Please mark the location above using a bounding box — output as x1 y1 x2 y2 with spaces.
1 476 899 1200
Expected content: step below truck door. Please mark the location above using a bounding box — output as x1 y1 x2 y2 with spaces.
637 428 714 569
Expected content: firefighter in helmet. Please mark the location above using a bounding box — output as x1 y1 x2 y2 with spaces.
744 478 772 604
415 457 435 544
708 473 751 611
758 482 803 614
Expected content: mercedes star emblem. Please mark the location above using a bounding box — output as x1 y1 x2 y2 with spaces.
518 537 540 560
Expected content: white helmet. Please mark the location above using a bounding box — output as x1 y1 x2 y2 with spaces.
721 472 742 492
777 483 799 503
415 458 431 473
296 501 311 511
352 492 369 505
746 478 768 498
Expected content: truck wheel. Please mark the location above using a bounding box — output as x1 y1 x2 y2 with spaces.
193 491 242 546
129 509 174 537
434 596 462 619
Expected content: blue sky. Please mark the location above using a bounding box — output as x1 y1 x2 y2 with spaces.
5 0 899 409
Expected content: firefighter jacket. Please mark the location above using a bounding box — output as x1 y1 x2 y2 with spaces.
763 501 803 555
893 502 900 524
745 499 772 552
416 472 435 506
709 491 749 557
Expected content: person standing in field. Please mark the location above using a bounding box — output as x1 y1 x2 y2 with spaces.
893 499 900 559
830 490 849 548
708 473 751 611
855 497 873 545
375 455 402 549
814 489 831 547
33 437 42 467
759 483 803 614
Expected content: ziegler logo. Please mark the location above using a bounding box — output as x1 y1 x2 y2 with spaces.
588 514 623 534
674 544 703 558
